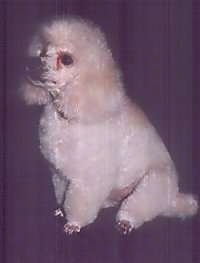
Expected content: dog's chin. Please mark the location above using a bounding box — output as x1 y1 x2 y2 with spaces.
26 75 57 89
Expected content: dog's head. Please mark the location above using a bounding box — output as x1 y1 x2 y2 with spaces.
23 17 124 121
26 17 116 92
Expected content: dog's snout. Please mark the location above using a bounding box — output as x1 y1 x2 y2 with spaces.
25 56 44 81
26 56 42 72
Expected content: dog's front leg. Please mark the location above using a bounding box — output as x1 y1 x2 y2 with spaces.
52 173 69 217
63 179 107 234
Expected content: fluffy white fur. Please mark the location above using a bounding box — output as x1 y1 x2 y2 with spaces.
21 17 198 234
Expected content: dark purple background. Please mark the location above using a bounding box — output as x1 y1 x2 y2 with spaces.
1 1 200 263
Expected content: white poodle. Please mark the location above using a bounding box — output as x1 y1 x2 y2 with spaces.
21 17 198 234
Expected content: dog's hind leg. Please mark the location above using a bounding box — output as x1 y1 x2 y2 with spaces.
116 166 178 234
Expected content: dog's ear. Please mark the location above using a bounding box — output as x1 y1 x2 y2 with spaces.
61 63 123 123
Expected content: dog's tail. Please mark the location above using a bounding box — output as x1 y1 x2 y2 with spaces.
163 193 198 218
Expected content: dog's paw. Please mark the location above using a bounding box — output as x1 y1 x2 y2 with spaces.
64 222 81 235
116 220 133 235
54 208 64 217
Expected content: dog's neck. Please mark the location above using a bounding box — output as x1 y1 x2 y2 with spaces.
47 65 125 124
48 88 125 125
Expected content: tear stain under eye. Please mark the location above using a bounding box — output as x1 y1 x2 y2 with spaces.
56 52 62 70
56 56 60 70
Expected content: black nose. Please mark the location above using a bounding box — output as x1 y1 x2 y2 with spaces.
25 56 43 81
26 56 42 71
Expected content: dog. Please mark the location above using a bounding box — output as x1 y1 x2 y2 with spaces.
21 17 198 234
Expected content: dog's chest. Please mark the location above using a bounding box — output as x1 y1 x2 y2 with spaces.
39 105 121 174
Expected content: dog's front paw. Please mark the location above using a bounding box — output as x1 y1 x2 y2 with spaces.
54 208 64 217
116 220 133 235
64 222 81 235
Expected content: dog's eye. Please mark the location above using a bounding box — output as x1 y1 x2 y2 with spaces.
60 53 73 66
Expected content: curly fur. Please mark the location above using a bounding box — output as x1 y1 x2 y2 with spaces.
21 17 198 234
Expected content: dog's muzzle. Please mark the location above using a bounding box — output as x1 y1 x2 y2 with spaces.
25 56 46 83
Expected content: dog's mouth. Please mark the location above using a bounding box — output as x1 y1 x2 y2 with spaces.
25 56 57 87
25 67 57 88
26 73 56 88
